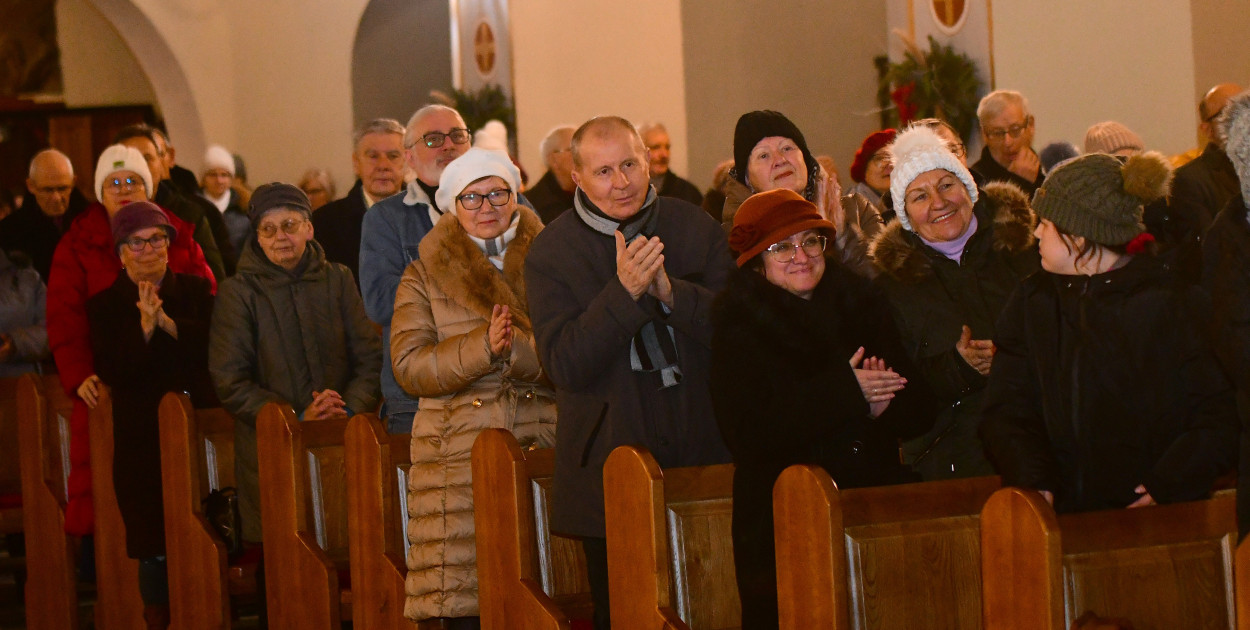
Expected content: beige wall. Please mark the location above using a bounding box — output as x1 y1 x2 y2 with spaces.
991 0 1197 156
510 0 689 189
680 0 888 190
1190 0 1250 141
58 0 157 108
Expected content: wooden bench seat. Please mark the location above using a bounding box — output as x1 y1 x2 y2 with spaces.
0 376 23 536
772 465 1000 629
471 428 594 629
16 372 78 629
87 385 145 628
345 413 416 629
256 402 352 629
980 486 1244 629
602 445 738 630
158 391 243 628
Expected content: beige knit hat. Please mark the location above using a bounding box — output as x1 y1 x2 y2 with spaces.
1083 121 1144 156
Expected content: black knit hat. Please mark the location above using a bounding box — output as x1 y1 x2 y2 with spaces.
732 110 818 196
249 182 312 225
1032 152 1172 246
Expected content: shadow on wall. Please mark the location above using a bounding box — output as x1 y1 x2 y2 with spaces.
352 0 453 128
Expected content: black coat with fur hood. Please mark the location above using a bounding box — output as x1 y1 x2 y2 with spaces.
710 257 936 628
868 181 1038 480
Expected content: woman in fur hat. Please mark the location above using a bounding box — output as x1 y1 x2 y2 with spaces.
982 152 1237 513
390 147 556 627
711 188 936 630
868 124 1038 481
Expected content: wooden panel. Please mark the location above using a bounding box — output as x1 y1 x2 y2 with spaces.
256 402 349 629
471 428 578 629
47 114 95 201
980 487 1238 630
201 411 236 491
16 373 79 629
844 517 983 629
0 376 22 536
532 473 592 607
665 496 738 630
88 386 146 628
345 414 416 629
158 392 232 629
308 445 350 559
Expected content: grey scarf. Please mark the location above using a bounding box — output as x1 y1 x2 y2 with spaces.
574 187 682 388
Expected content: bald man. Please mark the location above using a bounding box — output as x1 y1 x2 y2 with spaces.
0 149 89 279
1167 83 1245 276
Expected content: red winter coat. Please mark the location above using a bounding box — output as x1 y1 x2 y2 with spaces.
46 202 215 535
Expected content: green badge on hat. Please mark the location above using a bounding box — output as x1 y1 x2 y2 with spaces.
113 160 125 168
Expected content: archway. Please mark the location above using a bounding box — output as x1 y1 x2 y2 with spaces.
86 0 206 165
352 0 453 129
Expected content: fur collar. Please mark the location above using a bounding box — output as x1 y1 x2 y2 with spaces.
417 205 541 331
868 181 1035 284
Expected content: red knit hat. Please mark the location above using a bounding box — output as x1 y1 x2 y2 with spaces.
729 189 835 267
849 129 897 183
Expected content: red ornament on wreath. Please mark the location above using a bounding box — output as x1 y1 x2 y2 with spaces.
891 83 918 126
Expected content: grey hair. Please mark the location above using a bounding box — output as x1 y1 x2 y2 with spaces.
539 125 576 163
298 167 336 198
571 116 644 170
403 105 466 147
636 121 668 138
1219 89 1250 202
352 118 405 149
976 90 1030 123
28 148 73 178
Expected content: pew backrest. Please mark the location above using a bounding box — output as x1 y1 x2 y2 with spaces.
16 373 78 630
472 428 593 629
603 445 738 630
88 386 146 629
346 413 415 629
773 465 1000 630
980 487 1240 630
256 402 351 629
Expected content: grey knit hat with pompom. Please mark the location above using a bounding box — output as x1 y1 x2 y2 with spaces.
1031 152 1172 246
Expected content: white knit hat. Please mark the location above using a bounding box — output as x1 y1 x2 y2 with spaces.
202 144 236 176
94 144 154 200
888 124 979 232
474 120 510 153
436 146 521 212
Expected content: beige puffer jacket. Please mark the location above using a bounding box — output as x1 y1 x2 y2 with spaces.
390 205 556 621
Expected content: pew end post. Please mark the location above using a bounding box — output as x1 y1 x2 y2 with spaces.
772 464 847 630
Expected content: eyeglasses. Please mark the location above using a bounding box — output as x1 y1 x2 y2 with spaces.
984 117 1033 141
765 234 827 263
105 177 143 194
1204 106 1226 124
457 188 513 210
256 218 307 238
869 153 891 165
123 233 169 252
947 142 967 158
35 185 74 195
419 128 471 148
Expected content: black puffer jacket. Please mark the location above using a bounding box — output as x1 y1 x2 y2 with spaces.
981 255 1237 513
710 259 935 629
869 182 1038 480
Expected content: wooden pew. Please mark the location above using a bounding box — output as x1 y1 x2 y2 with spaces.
471 428 593 630
980 486 1241 630
88 385 145 628
345 413 415 629
602 446 738 630
16 373 79 629
0 376 23 537
256 402 352 629
158 391 237 629
772 465 1000 629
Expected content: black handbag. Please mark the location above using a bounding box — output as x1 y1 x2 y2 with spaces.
202 486 244 561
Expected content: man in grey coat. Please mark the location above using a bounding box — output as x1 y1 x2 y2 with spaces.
524 116 732 630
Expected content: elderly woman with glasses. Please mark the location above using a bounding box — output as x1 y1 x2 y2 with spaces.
46 144 215 539
868 124 1038 482
389 147 555 627
711 188 935 630
85 202 217 627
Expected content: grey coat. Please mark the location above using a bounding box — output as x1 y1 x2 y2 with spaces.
208 237 381 540
524 197 733 538
0 250 48 377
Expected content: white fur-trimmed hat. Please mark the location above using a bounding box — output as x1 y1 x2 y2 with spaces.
887 124 979 232
94 144 154 200
436 146 521 212
202 144 236 176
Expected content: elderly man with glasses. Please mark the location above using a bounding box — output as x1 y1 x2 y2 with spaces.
0 149 90 280
359 104 536 435
1170 83 1245 253
312 118 406 285
970 90 1045 197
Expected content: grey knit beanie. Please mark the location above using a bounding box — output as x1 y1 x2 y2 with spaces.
1031 152 1172 246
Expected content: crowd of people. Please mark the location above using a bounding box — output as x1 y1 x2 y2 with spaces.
1 83 1248 629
